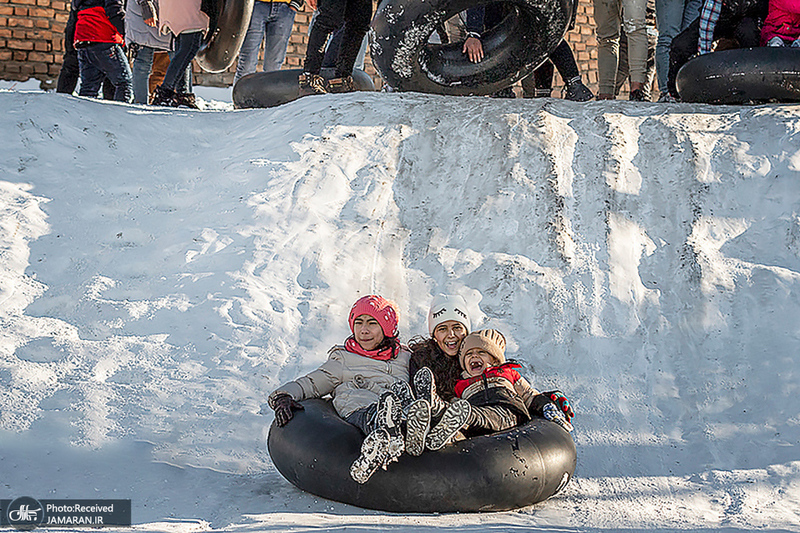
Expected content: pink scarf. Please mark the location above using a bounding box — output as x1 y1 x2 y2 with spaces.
344 336 398 361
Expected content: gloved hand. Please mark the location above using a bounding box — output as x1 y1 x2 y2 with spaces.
542 403 574 432
269 393 304 427
542 390 574 421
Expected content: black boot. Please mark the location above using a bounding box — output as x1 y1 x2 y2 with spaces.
564 76 594 102
151 84 177 106
175 92 199 109
326 75 357 94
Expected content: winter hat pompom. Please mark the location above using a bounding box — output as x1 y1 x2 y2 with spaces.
459 329 506 370
427 294 471 336
348 295 399 338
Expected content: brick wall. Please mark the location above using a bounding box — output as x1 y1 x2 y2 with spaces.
0 0 599 94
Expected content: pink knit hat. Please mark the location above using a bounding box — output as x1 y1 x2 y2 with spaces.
348 295 399 338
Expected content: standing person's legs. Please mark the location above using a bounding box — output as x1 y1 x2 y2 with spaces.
621 0 648 96
149 52 170 96
522 61 554 97
131 44 155 104
655 0 684 97
304 0 347 75
77 47 105 98
333 0 372 78
234 1 269 84
667 17 699 98
681 0 702 28
162 32 203 91
615 29 630 96
57 49 80 94
593 0 622 98
261 2 296 71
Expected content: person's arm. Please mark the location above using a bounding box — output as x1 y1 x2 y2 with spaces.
697 0 723 54
270 349 344 403
104 0 126 37
136 0 159 27
463 6 485 62
514 374 540 410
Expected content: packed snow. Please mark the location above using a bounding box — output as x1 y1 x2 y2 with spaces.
1 81 799 532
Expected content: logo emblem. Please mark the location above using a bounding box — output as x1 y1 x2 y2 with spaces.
6 497 44 530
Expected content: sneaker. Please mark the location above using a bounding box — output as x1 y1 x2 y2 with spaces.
151 84 177 107
629 88 648 101
792 38 800 48
404 399 431 456
564 77 594 102
326 75 357 93
413 367 446 418
389 380 416 412
426 399 471 451
298 72 327 97
350 427 391 484
175 92 199 109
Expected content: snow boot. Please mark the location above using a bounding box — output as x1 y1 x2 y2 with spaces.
298 72 327 97
426 399 471 451
564 76 594 102
175 91 199 109
389 380 416 413
404 399 431 456
374 391 404 466
413 366 446 418
350 427 391 483
151 84 177 107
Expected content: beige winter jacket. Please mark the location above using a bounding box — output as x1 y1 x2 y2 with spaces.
269 345 411 419
158 0 208 36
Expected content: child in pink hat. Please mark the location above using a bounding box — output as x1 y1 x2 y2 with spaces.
269 295 411 483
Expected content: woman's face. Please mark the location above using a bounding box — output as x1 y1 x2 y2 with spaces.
353 314 385 351
432 320 467 357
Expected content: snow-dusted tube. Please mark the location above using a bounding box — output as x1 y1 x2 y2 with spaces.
196 0 254 73
232 68 375 108
267 399 576 512
676 47 800 104
369 0 573 95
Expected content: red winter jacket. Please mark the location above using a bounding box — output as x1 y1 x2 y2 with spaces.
72 0 126 45
761 0 800 43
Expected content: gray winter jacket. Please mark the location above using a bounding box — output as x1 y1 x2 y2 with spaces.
126 0 172 50
270 345 411 418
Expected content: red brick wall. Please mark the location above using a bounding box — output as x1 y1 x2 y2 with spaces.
0 0 599 94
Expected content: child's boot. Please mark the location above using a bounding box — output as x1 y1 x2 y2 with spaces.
404 399 431 456
298 72 327 97
413 366 446 418
425 399 471 451
350 427 391 484
389 380 416 412
374 391 404 465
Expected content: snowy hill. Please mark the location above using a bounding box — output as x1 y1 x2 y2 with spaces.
1 88 799 532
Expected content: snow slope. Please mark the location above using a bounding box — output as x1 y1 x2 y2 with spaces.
1 88 799 532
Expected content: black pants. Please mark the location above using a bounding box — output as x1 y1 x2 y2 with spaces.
667 15 761 97
305 0 371 77
56 49 116 99
521 40 581 95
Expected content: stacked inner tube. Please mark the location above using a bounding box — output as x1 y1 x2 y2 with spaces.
196 0 254 73
370 0 574 95
676 47 800 104
267 399 577 513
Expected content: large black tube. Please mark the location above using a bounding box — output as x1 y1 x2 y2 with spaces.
232 68 375 108
267 399 577 512
196 0 254 73
676 47 800 104
369 0 573 95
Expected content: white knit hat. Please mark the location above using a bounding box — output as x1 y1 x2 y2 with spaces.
427 294 471 336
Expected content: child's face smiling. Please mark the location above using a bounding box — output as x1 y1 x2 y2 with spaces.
353 314 385 351
433 320 467 357
462 347 495 377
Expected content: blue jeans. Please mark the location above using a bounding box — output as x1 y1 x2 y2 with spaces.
162 31 203 92
131 45 156 104
655 0 701 94
77 43 133 102
234 1 296 84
